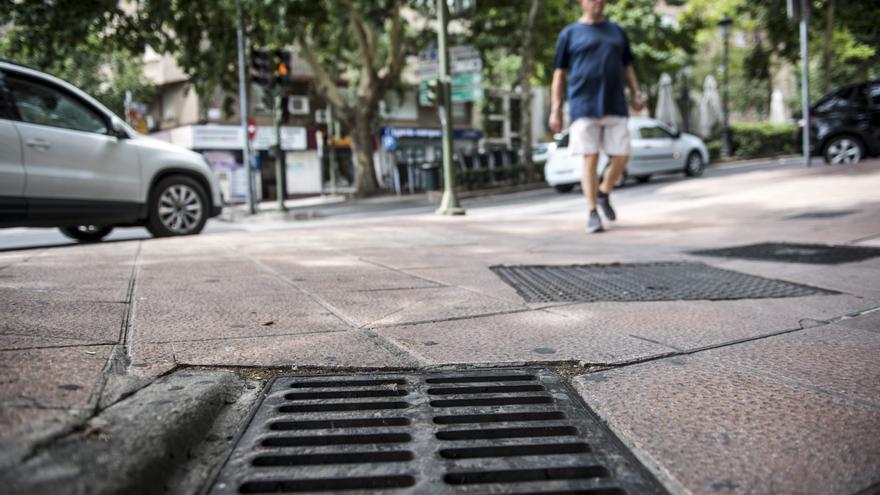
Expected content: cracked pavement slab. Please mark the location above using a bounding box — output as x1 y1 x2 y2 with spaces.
1 159 879 494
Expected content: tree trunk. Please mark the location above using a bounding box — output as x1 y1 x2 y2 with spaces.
518 0 543 183
350 106 379 196
821 0 835 94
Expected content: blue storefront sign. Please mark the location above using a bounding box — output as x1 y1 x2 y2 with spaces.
381 127 483 141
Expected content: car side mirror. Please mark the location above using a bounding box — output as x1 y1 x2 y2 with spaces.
111 119 129 139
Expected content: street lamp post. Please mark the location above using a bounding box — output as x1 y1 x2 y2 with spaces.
435 0 465 216
718 14 733 158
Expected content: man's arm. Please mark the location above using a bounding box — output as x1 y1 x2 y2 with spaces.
624 65 645 112
549 68 566 133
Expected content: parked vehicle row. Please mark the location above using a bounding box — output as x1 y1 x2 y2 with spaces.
0 60 222 242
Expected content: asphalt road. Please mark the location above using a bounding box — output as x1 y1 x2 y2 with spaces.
0 156 816 252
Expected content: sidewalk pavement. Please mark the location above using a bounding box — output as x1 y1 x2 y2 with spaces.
1 159 879 494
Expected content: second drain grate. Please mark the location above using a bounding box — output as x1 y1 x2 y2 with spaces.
210 368 667 494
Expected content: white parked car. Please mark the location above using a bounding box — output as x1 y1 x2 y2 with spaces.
0 60 222 241
544 117 710 192
532 141 557 164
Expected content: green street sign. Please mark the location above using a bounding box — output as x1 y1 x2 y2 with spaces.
451 86 483 103
451 72 481 86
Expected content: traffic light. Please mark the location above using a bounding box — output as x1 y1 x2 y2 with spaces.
250 48 270 86
271 49 292 87
251 48 292 87
424 78 441 106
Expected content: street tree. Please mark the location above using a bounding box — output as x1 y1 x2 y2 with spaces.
0 2 153 117
465 0 576 180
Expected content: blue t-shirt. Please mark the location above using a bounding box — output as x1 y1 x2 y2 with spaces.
554 20 633 120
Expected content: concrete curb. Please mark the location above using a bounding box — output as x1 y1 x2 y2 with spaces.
1 370 245 495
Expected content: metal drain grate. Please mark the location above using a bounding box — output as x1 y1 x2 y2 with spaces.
784 210 858 220
490 262 832 303
210 368 666 494
691 242 880 265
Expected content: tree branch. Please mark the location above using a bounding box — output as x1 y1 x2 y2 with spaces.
344 0 377 89
295 35 348 116
378 0 405 91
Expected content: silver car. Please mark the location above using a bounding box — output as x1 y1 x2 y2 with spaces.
0 60 222 241
544 117 710 192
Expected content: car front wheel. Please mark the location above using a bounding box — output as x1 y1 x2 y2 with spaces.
824 135 863 164
146 176 208 237
684 151 705 177
59 225 113 243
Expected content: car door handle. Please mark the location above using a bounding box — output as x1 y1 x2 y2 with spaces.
25 139 52 150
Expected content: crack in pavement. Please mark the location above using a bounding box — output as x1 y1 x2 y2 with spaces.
357 257 530 306
241 255 361 329
215 245 425 367
142 328 349 345
847 231 880 244
89 241 142 413
368 301 583 329
0 342 115 353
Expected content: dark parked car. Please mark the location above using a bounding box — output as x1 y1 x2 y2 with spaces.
800 80 880 164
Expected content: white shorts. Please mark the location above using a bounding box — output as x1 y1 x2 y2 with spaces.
569 116 631 156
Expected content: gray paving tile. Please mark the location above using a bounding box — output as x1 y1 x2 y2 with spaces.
374 308 673 365
694 324 880 407
0 346 112 407
573 357 880 495
169 330 422 368
547 295 878 352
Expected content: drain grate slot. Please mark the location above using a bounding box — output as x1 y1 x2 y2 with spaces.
284 389 408 400
239 475 417 493
428 384 545 395
439 442 591 459
434 411 566 424
492 262 833 302
444 465 610 484
278 401 409 412
210 369 668 494
270 417 410 430
691 242 880 265
437 426 579 440
288 378 407 388
253 451 415 466
426 374 537 384
262 433 412 447
430 396 554 407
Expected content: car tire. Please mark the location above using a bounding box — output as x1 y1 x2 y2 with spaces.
635 174 652 183
553 184 575 193
59 226 113 243
684 151 705 177
823 135 864 165
146 175 208 237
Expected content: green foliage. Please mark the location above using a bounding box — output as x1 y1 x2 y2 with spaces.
465 0 577 90
604 0 695 93
0 26 154 117
730 123 798 158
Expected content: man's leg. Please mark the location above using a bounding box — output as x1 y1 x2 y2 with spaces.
599 154 629 195
581 154 600 209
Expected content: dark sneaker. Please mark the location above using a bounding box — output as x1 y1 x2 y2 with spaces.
597 191 616 221
587 209 603 233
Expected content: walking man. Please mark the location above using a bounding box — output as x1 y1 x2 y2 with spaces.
549 0 645 233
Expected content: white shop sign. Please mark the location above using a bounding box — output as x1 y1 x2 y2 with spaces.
176 125 307 151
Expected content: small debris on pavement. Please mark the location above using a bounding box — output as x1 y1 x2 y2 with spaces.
261 320 274 326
